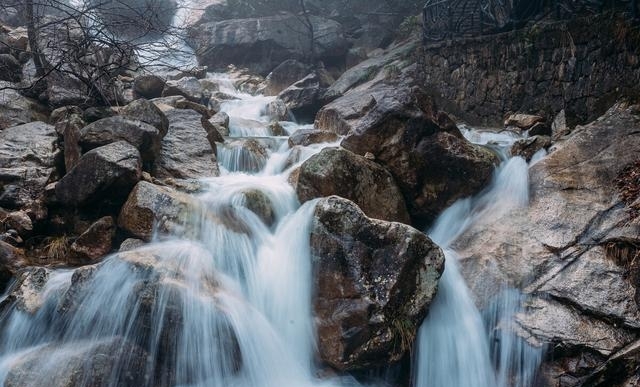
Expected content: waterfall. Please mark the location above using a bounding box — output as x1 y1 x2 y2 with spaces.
413 130 544 387
0 74 336 387
0 68 544 387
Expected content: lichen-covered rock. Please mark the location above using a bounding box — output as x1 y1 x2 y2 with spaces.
297 148 410 224
311 196 444 371
79 116 162 163
55 141 142 206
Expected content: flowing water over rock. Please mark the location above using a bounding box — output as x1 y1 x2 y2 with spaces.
0 68 545 387
0 74 339 387
414 130 545 387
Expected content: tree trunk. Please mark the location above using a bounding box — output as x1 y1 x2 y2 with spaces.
25 0 50 77
299 0 316 66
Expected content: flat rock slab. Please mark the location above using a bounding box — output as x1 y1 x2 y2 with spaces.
153 109 220 181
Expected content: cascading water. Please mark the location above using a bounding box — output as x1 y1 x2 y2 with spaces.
413 129 545 387
0 73 339 387
0 62 545 386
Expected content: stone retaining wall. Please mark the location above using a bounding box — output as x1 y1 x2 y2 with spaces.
419 14 640 126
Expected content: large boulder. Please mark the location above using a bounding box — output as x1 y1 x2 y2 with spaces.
120 98 169 137
55 242 241 386
190 13 349 75
4 338 149 387
133 74 166 99
323 40 418 102
118 181 200 241
0 241 239 387
0 122 60 210
278 71 333 122
162 77 208 103
153 109 220 181
455 103 640 386
296 148 410 224
0 82 49 129
317 86 497 225
55 141 142 207
263 59 309 96
79 116 162 163
311 196 444 371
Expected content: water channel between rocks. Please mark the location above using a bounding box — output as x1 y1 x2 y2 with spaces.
0 72 545 387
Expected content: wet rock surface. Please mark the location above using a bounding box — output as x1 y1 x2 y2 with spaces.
296 148 410 224
456 103 640 385
4 337 149 387
263 59 308 96
310 196 444 371
278 71 333 121
118 181 199 241
318 85 497 225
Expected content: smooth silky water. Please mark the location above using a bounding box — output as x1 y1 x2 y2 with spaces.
0 35 544 384
414 129 545 387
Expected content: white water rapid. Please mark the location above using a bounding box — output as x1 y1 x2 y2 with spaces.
0 55 545 386
414 128 545 387
0 73 341 387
